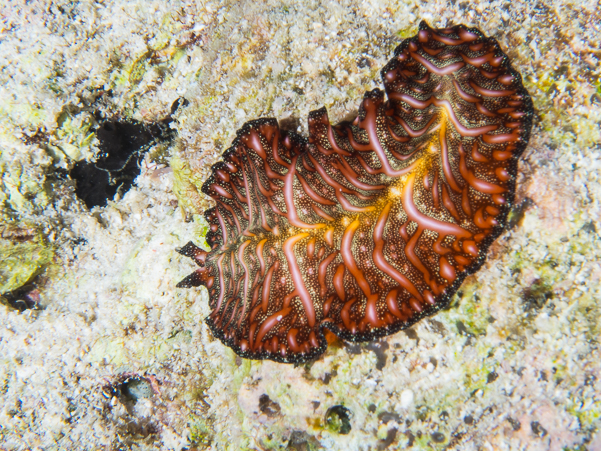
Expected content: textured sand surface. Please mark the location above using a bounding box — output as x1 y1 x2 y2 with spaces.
0 0 600 450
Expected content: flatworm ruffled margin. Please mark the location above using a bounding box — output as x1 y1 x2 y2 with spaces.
178 21 533 363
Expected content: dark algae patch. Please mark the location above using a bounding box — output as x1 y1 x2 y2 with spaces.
71 98 185 208
325 405 352 435
71 119 165 208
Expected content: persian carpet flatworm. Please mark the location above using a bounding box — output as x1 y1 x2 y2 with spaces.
177 21 533 363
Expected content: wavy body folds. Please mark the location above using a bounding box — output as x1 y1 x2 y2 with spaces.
178 22 533 363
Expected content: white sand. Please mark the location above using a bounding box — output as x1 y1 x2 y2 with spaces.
1 0 600 449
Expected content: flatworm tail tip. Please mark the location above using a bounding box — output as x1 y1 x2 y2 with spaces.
178 23 533 363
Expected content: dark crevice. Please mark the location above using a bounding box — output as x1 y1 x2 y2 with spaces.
325 405 352 435
70 98 186 209
506 197 534 230
0 280 42 311
346 340 389 370
258 394 281 417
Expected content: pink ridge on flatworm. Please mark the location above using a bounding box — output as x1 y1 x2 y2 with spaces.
177 21 533 363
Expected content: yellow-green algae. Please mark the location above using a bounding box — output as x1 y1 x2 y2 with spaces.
0 153 56 298
171 154 210 215
0 233 54 295
51 111 97 163
0 158 50 216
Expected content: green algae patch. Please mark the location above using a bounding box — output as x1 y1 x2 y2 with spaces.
128 50 155 85
128 43 190 86
0 97 51 132
171 155 211 215
324 405 352 435
0 159 51 215
188 414 213 448
524 70 601 150
396 25 420 39
0 236 54 295
443 278 491 337
52 111 97 163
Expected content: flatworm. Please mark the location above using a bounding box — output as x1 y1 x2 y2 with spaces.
177 22 533 363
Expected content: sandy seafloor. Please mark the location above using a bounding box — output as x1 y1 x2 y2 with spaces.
0 0 600 449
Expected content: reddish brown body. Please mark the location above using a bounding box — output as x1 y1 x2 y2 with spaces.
178 22 533 363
